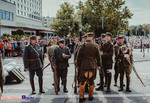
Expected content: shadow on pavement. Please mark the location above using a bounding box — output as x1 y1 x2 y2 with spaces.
124 89 149 103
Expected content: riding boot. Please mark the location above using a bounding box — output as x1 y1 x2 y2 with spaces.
107 74 111 92
30 79 36 94
79 84 86 103
38 78 45 93
89 85 94 101
63 80 68 93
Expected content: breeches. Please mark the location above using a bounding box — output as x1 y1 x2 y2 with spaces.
80 69 96 85
29 69 43 80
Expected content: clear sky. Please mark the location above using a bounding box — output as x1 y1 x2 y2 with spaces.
42 0 150 26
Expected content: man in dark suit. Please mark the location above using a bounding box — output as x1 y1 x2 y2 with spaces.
23 36 45 94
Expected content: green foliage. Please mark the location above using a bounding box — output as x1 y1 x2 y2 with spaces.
11 35 23 40
15 29 25 36
50 0 133 37
77 0 133 37
50 2 75 37
129 24 150 36
24 34 31 37
1 34 10 38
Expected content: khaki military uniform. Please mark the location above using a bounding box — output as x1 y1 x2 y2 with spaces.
97 41 105 89
74 42 82 84
47 45 59 94
0 53 5 97
74 42 81 63
77 40 101 100
47 45 59 63
102 41 113 90
114 43 123 84
118 45 133 90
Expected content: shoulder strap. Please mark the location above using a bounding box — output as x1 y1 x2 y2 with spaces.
30 45 40 57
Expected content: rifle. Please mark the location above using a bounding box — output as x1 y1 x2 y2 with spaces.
72 42 85 93
43 63 50 70
50 60 58 95
125 58 145 87
73 63 78 93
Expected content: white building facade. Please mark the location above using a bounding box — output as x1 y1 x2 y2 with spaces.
43 16 54 28
0 0 53 37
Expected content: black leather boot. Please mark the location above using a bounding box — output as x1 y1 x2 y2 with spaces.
39 78 45 93
30 80 36 94
118 87 123 92
63 80 68 93
126 88 132 92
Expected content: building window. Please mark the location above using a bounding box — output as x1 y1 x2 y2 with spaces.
21 5 23 9
18 10 19 14
6 12 10 20
0 10 13 21
10 12 13 21
18 3 19 8
2 11 6 20
21 11 23 15
24 12 26 16
24 6 26 10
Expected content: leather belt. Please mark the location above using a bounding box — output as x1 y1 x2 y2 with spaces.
84 57 95 59
28 58 39 62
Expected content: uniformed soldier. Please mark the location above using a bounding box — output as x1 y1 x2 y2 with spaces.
52 39 71 93
74 35 87 86
47 42 59 94
77 32 101 102
96 34 105 91
114 36 124 86
100 32 113 92
0 52 5 97
118 44 133 92
23 36 45 94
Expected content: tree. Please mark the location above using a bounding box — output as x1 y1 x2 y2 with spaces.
129 25 137 35
136 25 143 36
15 29 25 36
76 0 133 37
142 24 149 36
50 2 75 37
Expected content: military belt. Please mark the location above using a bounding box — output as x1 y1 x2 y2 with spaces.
84 57 95 59
28 58 39 62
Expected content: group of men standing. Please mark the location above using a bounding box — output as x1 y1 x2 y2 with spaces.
23 36 71 95
74 32 133 102
22 32 133 103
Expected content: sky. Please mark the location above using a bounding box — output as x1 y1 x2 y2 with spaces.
42 0 150 26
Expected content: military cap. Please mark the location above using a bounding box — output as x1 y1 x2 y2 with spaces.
87 32 95 37
30 36 37 40
58 39 65 43
101 33 105 38
105 32 112 38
